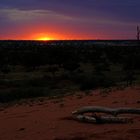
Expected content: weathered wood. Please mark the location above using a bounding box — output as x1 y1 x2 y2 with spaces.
72 106 140 116
72 115 132 124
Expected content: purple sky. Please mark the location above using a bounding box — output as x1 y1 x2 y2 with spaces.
0 0 140 40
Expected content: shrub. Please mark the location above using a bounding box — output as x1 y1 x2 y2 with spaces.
0 87 50 103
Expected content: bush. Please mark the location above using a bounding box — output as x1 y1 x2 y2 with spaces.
0 87 50 103
79 74 115 91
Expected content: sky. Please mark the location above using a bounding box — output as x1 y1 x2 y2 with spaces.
0 0 140 40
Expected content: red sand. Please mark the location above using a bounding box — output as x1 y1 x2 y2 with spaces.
0 87 140 140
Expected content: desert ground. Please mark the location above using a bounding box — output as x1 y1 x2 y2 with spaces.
0 86 140 140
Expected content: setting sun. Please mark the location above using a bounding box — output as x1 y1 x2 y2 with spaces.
37 37 52 41
29 32 65 41
33 33 54 41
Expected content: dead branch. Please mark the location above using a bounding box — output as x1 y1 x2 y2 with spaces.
72 106 140 116
72 115 132 124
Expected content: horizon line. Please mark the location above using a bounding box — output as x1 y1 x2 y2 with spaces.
0 39 139 41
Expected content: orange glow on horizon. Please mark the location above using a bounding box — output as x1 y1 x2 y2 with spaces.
2 30 97 40
36 37 52 41
33 33 53 41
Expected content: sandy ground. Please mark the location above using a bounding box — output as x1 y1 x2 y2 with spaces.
0 86 140 140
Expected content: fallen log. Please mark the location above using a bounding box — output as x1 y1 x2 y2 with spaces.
72 106 140 116
72 115 132 124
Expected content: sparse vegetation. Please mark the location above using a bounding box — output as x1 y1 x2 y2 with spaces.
0 40 140 103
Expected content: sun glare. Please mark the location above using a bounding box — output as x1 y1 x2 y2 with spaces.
33 33 54 41
37 37 52 41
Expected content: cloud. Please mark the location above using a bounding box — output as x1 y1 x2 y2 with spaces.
0 0 140 23
0 8 75 22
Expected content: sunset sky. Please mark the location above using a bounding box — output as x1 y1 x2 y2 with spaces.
0 0 140 40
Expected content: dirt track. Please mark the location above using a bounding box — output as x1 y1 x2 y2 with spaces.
0 87 140 140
